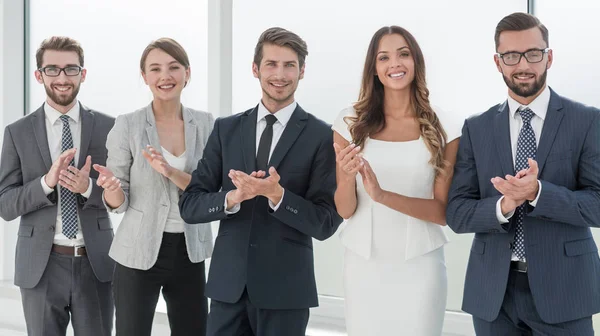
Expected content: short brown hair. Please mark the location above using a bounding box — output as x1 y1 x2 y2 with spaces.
495 12 549 51
253 27 308 68
36 36 84 69
140 38 190 72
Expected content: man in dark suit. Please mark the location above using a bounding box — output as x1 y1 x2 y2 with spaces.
0 36 115 336
179 27 343 336
446 12 600 335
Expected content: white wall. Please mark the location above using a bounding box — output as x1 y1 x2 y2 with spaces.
231 0 527 312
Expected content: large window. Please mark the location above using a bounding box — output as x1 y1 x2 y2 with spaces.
28 0 209 116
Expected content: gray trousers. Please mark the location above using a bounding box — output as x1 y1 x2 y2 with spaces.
20 251 114 336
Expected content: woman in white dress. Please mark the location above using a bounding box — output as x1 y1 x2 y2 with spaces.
332 26 461 335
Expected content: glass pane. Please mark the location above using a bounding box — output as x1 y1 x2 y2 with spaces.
28 0 208 117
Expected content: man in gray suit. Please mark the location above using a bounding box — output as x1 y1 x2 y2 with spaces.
446 13 600 335
0 36 115 336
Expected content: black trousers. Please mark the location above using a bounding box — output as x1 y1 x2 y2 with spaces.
113 232 208 336
207 288 309 336
473 270 594 336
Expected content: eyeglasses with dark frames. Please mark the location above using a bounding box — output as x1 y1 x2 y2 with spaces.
497 48 550 66
38 66 83 77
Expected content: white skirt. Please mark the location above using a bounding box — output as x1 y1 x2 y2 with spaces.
343 246 448 336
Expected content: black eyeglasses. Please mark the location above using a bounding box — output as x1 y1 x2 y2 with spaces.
38 66 83 77
497 48 549 66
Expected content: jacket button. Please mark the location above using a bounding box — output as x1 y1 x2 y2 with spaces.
49 226 55 231
293 209 298 214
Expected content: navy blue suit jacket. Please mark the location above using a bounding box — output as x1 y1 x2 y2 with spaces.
179 104 342 310
446 89 600 324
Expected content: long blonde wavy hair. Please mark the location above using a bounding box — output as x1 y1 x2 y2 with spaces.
346 26 449 177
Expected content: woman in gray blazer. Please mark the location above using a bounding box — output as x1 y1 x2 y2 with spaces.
93 38 214 336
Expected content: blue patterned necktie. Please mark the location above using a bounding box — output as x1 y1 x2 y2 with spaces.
513 107 536 260
59 115 78 239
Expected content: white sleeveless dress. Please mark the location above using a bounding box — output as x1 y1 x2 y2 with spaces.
332 106 462 336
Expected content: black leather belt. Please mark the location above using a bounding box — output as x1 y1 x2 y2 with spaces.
510 260 527 273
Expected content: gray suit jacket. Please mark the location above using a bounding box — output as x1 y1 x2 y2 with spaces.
0 104 116 288
106 104 214 270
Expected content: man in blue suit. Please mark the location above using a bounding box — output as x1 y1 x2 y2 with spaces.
447 12 600 335
179 27 342 336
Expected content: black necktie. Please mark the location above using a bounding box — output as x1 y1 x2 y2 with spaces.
256 114 277 171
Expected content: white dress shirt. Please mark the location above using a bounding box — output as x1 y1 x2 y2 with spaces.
495 86 550 261
225 101 297 214
40 101 93 246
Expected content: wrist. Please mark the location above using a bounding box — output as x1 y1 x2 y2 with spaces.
374 189 386 203
267 185 284 204
527 181 540 201
44 175 56 188
227 190 241 208
500 197 518 215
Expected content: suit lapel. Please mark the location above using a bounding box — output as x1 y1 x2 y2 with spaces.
78 103 94 168
536 90 564 176
31 105 53 170
494 101 515 176
144 104 169 193
182 107 198 173
241 107 258 172
268 105 308 170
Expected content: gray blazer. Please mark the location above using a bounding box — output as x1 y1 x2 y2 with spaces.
0 104 115 288
105 104 214 270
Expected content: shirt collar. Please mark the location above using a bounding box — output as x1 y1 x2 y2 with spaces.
44 101 81 125
256 100 297 127
507 85 550 121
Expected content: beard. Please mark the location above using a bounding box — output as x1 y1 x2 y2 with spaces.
44 82 80 107
503 68 547 98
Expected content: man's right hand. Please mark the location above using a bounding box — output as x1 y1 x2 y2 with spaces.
226 170 265 209
44 148 77 188
500 196 522 215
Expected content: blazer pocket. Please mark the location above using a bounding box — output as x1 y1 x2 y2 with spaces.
18 225 33 237
115 207 144 247
282 237 312 250
97 217 113 231
564 237 598 257
471 238 485 255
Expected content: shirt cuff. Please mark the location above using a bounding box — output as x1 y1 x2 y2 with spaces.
529 180 542 207
496 196 515 223
80 178 93 198
40 175 54 195
224 191 241 214
268 189 285 211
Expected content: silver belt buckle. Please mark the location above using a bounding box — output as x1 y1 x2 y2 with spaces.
74 245 84 257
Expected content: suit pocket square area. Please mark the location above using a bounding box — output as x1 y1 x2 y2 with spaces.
97 217 113 231
18 226 34 237
564 237 599 257
471 238 485 255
